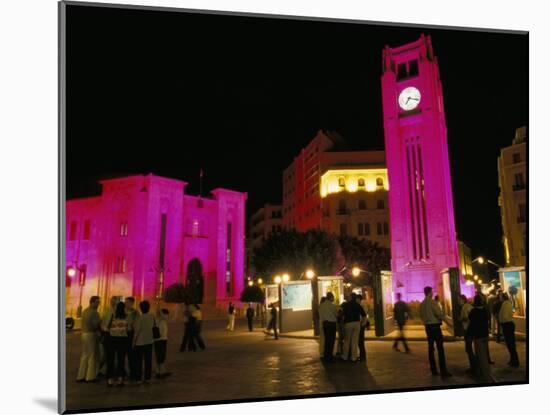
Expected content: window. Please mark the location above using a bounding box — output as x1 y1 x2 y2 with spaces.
192 219 200 237
376 177 384 187
513 173 525 190
69 221 77 241
408 59 419 77
397 63 407 80
518 203 526 223
115 256 126 273
377 222 382 235
358 199 366 210
338 199 347 215
377 199 385 209
365 223 371 236
338 177 346 187
340 223 347 236
83 220 91 240
357 223 364 236
383 222 389 235
513 153 521 164
358 178 365 187
120 221 128 236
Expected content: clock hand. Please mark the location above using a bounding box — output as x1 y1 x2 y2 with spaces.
405 97 411 104
410 97 419 101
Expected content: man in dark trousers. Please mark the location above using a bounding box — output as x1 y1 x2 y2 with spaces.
265 303 279 339
357 294 368 362
393 293 411 353
499 293 520 367
419 286 452 377
318 292 338 362
246 303 255 332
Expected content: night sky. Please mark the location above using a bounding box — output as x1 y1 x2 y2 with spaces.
65 4 528 269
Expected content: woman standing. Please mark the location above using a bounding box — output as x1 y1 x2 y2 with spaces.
107 302 129 387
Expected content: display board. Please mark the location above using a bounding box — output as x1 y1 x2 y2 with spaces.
317 276 344 305
373 271 394 336
279 281 313 333
440 267 464 337
498 266 526 334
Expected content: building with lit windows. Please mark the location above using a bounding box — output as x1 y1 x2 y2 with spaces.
249 204 283 250
282 129 389 247
65 174 246 315
498 126 527 266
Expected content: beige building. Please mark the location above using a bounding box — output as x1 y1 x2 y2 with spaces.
249 204 283 250
498 126 527 266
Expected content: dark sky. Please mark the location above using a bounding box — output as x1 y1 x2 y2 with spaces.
65 4 528 268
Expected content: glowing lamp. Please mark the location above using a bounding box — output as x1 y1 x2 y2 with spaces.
305 269 315 279
258 278 263 285
67 267 76 278
282 273 290 282
352 267 361 277
473 275 479 281
274 276 282 284
477 257 485 264
248 281 253 287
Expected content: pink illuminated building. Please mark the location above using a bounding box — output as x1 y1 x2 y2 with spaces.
65 174 246 314
381 35 472 300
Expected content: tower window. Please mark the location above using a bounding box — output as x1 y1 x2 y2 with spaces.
397 63 407 80
408 59 419 77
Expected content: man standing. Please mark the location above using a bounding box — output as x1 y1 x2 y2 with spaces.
357 294 368 362
393 293 411 353
265 303 279 339
492 290 504 342
459 294 476 374
499 293 520 367
341 293 366 362
226 302 236 331
318 292 338 362
246 303 255 332
124 297 139 382
76 296 101 382
419 286 452 377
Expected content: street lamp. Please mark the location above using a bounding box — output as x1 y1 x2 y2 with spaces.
274 275 282 284
282 273 290 282
305 269 315 279
248 280 254 287
257 278 263 285
67 267 77 278
67 263 87 318
352 267 361 277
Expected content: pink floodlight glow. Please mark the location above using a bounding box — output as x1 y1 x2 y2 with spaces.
65 174 247 315
381 35 473 301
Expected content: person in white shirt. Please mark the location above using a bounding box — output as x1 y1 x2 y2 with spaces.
318 292 338 362
133 301 155 384
499 293 519 367
227 302 236 331
419 286 452 377
154 307 171 379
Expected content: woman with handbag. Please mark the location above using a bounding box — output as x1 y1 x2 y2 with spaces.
107 302 129 387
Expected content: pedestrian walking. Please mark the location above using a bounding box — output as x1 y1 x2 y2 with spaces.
393 293 411 353
265 303 279 339
132 300 155 384
154 307 172 379
357 294 368 362
192 304 206 350
468 295 495 382
246 303 255 332
499 293 520 367
124 297 139 382
107 302 129 387
76 296 101 383
419 286 452 377
226 302 236 331
341 293 366 362
179 302 197 352
459 294 476 374
318 293 338 362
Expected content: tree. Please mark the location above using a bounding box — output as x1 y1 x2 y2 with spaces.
252 228 340 281
338 235 391 286
164 283 192 304
240 285 265 304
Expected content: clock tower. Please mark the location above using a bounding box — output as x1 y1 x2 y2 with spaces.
381 34 464 301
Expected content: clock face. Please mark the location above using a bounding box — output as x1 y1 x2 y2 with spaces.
398 87 421 111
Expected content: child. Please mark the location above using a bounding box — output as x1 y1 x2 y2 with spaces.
154 307 171 379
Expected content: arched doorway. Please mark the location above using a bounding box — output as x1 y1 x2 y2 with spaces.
186 258 204 304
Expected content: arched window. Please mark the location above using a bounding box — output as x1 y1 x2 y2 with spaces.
338 177 346 187
358 199 366 210
376 177 384 187
358 178 365 187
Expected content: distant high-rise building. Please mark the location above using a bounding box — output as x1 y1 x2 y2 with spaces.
498 126 527 266
249 203 283 250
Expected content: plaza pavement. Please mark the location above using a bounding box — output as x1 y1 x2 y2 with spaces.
65 318 527 413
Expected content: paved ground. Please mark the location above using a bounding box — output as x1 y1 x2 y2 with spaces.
65 318 527 412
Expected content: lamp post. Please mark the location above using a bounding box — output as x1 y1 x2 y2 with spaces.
149 265 171 302
302 268 321 336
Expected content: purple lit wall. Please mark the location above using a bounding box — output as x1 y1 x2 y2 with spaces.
65 174 246 314
381 35 473 301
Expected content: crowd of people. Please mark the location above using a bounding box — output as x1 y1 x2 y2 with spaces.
76 296 171 387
